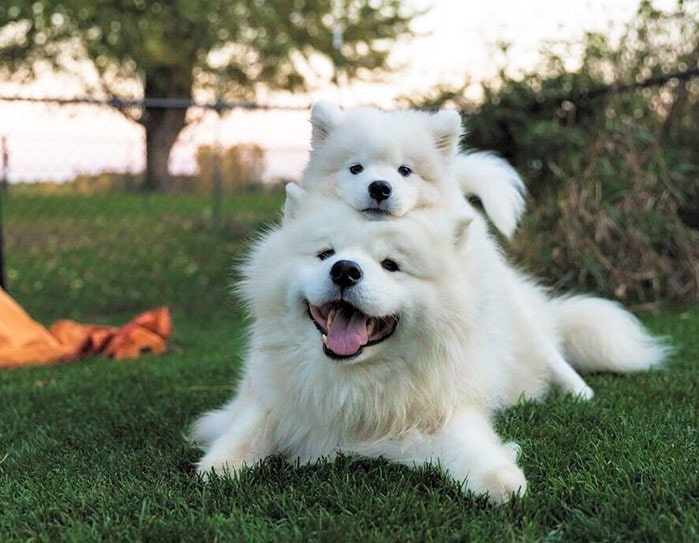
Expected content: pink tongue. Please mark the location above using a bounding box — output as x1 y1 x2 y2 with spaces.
327 308 369 356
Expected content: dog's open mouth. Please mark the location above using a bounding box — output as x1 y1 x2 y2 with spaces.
307 300 398 360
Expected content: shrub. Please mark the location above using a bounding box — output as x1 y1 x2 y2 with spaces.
410 0 699 305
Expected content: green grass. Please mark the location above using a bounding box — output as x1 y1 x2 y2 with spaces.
1 190 697 541
2 189 285 321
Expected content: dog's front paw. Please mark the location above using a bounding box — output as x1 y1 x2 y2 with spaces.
468 463 527 504
575 383 595 401
196 457 247 482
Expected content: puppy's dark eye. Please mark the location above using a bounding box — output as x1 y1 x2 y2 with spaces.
349 163 364 175
398 165 412 177
381 259 400 272
317 249 335 261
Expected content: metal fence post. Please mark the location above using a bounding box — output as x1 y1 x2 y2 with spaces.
0 136 8 291
211 102 223 230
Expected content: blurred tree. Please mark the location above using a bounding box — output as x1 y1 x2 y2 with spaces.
0 0 417 191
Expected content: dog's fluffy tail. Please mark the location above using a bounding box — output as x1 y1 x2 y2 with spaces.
552 295 672 373
454 151 526 239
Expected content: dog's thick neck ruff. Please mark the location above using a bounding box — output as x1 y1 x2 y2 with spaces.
307 300 398 360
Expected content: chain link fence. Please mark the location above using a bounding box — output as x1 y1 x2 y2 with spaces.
0 96 311 322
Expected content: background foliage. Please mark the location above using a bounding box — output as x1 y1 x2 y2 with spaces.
195 143 266 194
411 0 699 306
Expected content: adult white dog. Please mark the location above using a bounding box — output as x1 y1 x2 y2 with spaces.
192 185 669 503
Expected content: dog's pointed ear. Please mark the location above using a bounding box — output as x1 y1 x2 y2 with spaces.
283 182 306 222
310 101 344 149
430 110 462 157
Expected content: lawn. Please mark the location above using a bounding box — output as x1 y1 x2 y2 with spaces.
1 190 697 542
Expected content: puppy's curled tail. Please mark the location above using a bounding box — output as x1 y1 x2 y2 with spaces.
552 295 673 373
454 151 525 239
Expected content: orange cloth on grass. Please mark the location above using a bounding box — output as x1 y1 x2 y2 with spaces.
0 288 172 368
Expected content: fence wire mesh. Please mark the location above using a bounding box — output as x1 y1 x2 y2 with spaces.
0 97 308 322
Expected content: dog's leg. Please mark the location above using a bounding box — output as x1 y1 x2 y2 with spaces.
433 408 528 503
348 408 527 504
542 342 594 400
195 396 271 480
511 295 594 400
505 279 594 401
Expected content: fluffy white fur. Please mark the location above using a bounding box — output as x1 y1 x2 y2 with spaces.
192 185 670 503
302 100 527 238
454 151 526 239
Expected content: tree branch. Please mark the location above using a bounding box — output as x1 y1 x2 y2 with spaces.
565 67 699 107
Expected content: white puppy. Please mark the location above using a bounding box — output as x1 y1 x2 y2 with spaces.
302 100 525 238
192 186 670 503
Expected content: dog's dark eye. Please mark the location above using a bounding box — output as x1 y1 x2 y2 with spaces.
317 249 335 261
349 163 364 175
381 259 400 272
398 165 412 177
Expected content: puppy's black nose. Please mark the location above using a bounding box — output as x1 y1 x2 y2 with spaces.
368 180 392 203
330 260 363 288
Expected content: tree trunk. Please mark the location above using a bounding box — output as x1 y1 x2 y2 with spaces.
142 106 188 191
139 68 192 192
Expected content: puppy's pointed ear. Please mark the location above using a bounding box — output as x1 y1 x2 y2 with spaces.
310 101 343 149
430 110 462 157
283 182 306 222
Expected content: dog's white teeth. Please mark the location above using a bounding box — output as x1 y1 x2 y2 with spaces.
327 309 337 329
367 319 376 337
322 334 328 345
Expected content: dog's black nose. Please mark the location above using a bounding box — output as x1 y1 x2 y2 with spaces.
330 260 363 288
368 180 392 203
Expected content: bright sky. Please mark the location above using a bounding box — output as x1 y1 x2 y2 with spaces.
387 0 647 100
0 0 679 182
